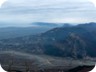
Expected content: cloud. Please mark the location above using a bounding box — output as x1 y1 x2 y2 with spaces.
1 0 93 8
0 0 96 27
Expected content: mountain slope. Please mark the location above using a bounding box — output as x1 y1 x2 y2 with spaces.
0 22 96 59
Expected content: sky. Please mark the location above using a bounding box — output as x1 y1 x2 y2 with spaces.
0 0 96 27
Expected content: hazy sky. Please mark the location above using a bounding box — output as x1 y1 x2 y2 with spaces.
0 0 96 27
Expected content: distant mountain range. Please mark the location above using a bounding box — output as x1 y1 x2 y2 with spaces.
0 26 52 40
0 22 72 40
0 22 96 59
32 22 72 27
32 22 60 27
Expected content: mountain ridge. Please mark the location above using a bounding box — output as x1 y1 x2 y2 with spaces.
0 22 96 59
